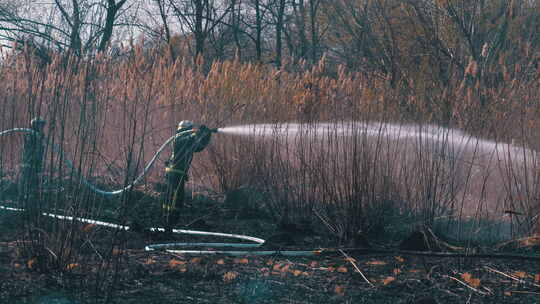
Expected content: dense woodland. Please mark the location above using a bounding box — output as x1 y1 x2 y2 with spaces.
0 1 538 77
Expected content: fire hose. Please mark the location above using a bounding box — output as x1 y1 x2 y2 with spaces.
0 127 321 256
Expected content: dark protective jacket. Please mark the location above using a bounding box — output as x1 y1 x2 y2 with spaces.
20 129 45 195
167 129 211 178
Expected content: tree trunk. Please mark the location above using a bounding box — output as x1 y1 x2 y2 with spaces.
309 0 319 64
69 0 82 55
254 0 262 61
194 0 205 56
231 0 242 58
294 0 308 59
156 0 176 60
275 0 286 67
98 0 127 53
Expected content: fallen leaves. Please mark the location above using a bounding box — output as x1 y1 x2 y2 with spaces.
27 258 37 270
168 259 186 267
66 263 79 270
150 255 540 295
259 262 310 277
234 258 249 265
518 235 540 247
461 272 473 281
82 224 96 233
394 256 405 263
334 285 345 295
382 276 396 285
337 266 348 273
343 257 356 263
280 264 291 273
460 273 481 288
223 271 239 283
168 259 186 269
513 271 526 279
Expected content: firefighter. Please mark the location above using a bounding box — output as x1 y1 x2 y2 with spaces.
163 120 213 233
19 117 46 221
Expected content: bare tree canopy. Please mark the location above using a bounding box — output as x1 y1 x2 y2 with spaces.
0 0 136 58
0 0 538 82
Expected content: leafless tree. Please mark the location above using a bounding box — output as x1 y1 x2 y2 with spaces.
323 1 399 80
273 0 285 67
251 0 265 61
0 0 133 58
287 0 323 63
168 0 234 57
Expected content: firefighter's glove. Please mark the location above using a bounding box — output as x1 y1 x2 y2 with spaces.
198 125 212 138
199 125 209 133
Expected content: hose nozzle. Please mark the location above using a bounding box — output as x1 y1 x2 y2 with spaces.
195 124 219 134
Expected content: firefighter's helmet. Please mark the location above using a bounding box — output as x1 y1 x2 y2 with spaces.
30 117 46 130
177 120 194 131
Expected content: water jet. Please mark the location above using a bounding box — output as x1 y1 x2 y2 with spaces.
217 122 539 242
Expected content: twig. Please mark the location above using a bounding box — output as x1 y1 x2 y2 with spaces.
507 291 540 295
339 249 375 288
44 246 58 261
164 252 185 260
484 266 540 288
343 248 540 261
312 208 337 236
294 283 316 292
185 214 212 228
81 238 104 262
444 275 490 295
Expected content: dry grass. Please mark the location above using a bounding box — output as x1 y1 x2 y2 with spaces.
0 49 539 276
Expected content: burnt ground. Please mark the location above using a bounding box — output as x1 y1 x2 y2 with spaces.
1 189 540 304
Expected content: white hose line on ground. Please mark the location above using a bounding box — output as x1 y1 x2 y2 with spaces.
0 128 194 196
0 205 23 212
154 250 321 256
0 205 321 256
0 128 37 137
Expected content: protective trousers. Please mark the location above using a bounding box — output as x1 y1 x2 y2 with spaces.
163 168 188 232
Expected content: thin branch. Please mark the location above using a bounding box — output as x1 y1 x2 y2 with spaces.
339 249 375 288
484 266 540 288
338 248 540 261
444 275 490 295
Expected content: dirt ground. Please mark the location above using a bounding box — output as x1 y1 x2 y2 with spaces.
1 192 540 304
